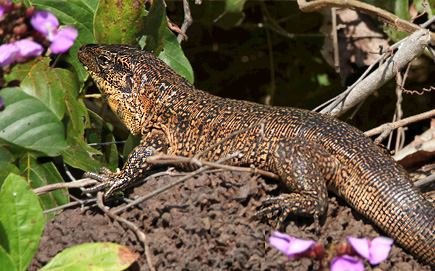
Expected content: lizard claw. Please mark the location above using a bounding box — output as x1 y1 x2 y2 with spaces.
82 168 122 198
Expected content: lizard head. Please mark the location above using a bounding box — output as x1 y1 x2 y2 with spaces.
78 44 176 135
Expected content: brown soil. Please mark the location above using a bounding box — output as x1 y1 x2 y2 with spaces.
29 170 433 271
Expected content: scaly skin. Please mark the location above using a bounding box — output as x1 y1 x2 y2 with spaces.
78 44 435 266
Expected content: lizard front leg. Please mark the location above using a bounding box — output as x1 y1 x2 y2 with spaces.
83 130 168 198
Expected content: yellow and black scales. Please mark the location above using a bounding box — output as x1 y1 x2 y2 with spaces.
78 44 435 266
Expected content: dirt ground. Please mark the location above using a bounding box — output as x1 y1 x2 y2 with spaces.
29 168 434 271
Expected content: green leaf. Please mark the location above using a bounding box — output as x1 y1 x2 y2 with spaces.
158 29 194 83
0 173 44 271
0 246 16 271
0 88 67 157
209 0 247 30
414 0 434 18
61 136 102 173
394 0 409 20
28 0 99 83
19 153 69 221
84 110 119 172
0 161 21 189
94 0 147 46
142 0 167 52
0 145 14 163
5 58 74 120
40 242 139 271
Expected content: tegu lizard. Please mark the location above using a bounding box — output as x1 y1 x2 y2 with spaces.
78 44 435 266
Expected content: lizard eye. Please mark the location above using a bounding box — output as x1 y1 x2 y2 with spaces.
97 54 111 66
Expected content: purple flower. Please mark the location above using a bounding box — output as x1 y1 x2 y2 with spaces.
49 27 78 53
0 39 44 67
331 255 364 271
0 97 4 111
269 231 315 258
30 11 59 38
347 236 393 265
30 10 78 54
0 5 5 20
0 0 11 20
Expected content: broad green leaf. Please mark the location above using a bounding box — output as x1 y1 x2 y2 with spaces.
40 242 139 271
19 153 69 221
0 145 14 163
94 0 147 46
0 173 44 271
142 0 167 52
414 0 434 18
84 110 119 172
394 0 409 20
0 161 21 188
158 29 194 83
0 88 67 157
61 136 102 173
28 0 98 83
5 58 74 120
0 246 16 271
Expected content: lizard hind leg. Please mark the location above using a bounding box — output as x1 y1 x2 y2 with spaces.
257 139 329 233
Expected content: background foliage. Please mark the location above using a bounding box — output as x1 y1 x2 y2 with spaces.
0 0 434 270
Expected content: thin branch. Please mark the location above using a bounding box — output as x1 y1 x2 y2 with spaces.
146 153 279 180
177 0 193 43
415 174 435 188
96 192 155 271
34 179 98 196
112 152 241 215
364 108 435 141
297 0 435 45
318 29 430 117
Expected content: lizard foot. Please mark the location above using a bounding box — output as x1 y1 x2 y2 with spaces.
256 193 321 234
82 167 127 198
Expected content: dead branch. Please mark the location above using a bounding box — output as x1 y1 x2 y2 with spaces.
177 0 192 43
297 0 435 45
96 192 155 271
319 29 430 117
364 108 435 141
112 152 241 215
147 152 279 179
33 179 98 196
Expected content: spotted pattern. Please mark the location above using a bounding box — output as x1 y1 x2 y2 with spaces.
78 44 435 266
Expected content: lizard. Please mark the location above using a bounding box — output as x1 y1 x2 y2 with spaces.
78 43 435 266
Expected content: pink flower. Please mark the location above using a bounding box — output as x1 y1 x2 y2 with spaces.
30 10 78 54
0 0 11 20
0 39 44 67
269 231 315 258
331 255 364 271
347 236 393 265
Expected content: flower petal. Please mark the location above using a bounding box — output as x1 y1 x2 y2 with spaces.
0 6 5 20
331 255 364 271
50 27 78 54
347 236 370 260
369 236 393 265
31 10 59 36
0 43 18 67
288 238 315 255
15 39 44 59
270 236 291 254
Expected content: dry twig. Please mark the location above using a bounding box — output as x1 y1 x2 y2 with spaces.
96 192 155 271
364 108 435 142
